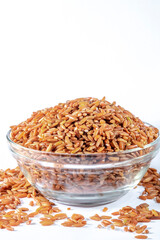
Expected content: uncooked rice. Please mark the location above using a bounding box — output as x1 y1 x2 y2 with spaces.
3 97 160 237
10 97 158 153
8 97 159 197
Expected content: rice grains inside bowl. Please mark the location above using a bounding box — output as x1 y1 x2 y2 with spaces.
7 97 160 206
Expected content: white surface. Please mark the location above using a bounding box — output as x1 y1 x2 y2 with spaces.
0 0 160 239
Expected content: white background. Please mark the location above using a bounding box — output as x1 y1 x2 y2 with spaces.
0 0 160 239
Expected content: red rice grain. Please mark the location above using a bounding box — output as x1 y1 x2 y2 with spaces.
135 235 148 239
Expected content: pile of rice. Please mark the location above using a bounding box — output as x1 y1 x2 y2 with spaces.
10 97 158 154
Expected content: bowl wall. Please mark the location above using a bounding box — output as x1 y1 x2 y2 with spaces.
7 130 160 206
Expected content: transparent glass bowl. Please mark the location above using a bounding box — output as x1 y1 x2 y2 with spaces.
7 124 160 206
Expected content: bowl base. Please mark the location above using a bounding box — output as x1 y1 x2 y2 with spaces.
37 185 132 207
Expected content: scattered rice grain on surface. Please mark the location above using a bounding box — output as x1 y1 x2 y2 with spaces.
138 168 160 203
135 235 148 239
0 165 160 238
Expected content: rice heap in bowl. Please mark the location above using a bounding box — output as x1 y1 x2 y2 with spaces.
9 97 160 203
10 97 158 153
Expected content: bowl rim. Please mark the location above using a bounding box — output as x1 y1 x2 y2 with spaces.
6 122 160 156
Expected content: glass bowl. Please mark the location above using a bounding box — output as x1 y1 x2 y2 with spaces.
6 124 160 207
